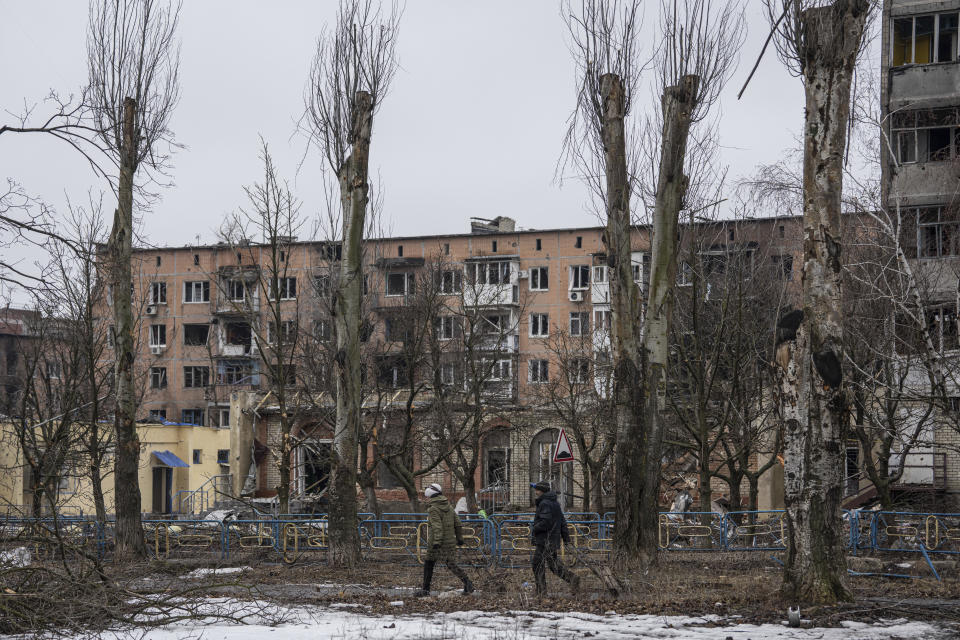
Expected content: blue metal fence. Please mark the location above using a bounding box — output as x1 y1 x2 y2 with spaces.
1 510 956 565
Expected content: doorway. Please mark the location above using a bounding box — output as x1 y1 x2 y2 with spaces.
151 467 173 514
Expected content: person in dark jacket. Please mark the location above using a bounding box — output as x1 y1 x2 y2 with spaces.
530 481 579 596
416 483 474 596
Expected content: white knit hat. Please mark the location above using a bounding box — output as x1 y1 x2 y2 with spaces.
424 483 442 498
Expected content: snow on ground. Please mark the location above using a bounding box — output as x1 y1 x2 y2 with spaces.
82 604 950 639
182 566 250 579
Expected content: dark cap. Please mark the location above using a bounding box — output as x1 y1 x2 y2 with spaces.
530 481 550 493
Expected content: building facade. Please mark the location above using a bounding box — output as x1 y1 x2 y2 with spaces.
109 215 800 513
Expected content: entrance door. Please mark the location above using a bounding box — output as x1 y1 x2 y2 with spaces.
152 467 173 514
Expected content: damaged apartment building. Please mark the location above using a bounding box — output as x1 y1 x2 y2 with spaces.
877 0 960 508
110 214 804 514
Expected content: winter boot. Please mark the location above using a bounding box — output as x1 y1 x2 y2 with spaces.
416 560 435 597
462 577 474 595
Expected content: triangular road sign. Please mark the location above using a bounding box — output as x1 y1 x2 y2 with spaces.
553 428 574 463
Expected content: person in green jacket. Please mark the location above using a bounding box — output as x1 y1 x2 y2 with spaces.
417 483 474 596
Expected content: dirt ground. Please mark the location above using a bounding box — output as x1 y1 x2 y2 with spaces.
154 551 960 628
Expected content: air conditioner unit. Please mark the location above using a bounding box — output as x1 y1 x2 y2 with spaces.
518 269 529 279
145 305 157 315
150 345 165 355
569 291 584 302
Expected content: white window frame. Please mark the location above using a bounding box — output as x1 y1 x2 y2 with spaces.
270 276 297 301
227 279 247 302
594 309 611 332
441 362 456 386
184 280 210 303
149 324 166 347
437 316 456 341
216 407 230 428
150 367 167 390
529 266 549 291
149 281 167 305
569 311 589 336
570 358 590 384
569 265 590 290
529 312 549 338
440 269 463 294
592 265 607 284
466 261 511 286
484 358 512 382
268 320 297 345
528 359 549 384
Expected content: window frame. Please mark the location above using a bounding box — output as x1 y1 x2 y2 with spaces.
529 266 549 291
148 281 167 305
529 312 549 338
149 324 167 347
183 280 210 303
149 366 167 390
386 271 415 297
892 12 960 67
183 366 210 389
269 276 297 301
528 359 549 384
569 265 590 290
569 311 589 336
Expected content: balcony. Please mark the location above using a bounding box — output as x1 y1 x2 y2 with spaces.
463 284 518 307
215 297 259 315
889 62 960 109
888 161 960 205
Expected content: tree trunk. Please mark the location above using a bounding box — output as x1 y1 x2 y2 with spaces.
277 412 291 515
329 90 373 567
777 0 868 604
623 74 698 567
110 97 146 560
582 464 591 513
601 72 648 568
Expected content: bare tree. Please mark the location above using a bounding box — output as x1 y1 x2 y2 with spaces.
87 0 181 559
562 0 744 568
219 142 306 515
302 0 399 567
761 0 870 603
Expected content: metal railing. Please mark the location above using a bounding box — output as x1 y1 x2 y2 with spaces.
3 510 957 565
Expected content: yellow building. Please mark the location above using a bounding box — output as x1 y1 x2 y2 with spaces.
0 421 231 517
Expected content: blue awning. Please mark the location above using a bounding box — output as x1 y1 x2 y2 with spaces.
153 450 189 468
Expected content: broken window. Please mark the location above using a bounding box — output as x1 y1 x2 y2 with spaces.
150 367 167 389
376 356 409 388
225 322 252 346
148 282 166 305
149 324 166 347
569 265 590 290
386 271 415 296
384 315 412 342
313 274 331 299
529 313 549 337
478 313 510 335
183 324 209 346
217 360 258 385
528 359 549 383
530 266 548 291
892 109 960 163
148 409 167 421
917 206 960 257
893 13 959 66
772 254 794 281
183 366 210 388
483 358 512 381
184 281 210 303
182 409 204 426
226 279 248 302
569 311 589 336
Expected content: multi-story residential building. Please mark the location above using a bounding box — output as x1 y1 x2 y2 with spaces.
111 215 802 513
875 0 960 509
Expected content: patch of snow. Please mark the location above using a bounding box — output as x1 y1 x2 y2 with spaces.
52 602 952 640
184 566 249 579
0 546 30 567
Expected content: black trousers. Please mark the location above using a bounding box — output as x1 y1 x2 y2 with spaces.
532 541 574 595
423 547 470 590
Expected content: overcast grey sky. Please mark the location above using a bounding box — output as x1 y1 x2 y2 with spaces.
2 1 810 252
